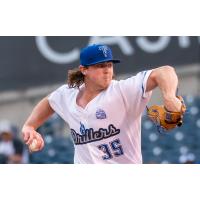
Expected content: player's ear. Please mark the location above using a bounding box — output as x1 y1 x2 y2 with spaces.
79 65 87 75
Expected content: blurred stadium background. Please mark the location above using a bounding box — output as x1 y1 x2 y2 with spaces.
0 36 200 164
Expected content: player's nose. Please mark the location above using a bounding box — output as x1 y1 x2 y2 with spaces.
103 69 110 74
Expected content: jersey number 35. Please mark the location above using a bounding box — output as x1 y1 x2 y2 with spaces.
97 138 124 160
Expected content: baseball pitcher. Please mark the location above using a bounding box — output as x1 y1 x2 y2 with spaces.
22 44 186 163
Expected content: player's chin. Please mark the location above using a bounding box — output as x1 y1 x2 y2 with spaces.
101 80 111 89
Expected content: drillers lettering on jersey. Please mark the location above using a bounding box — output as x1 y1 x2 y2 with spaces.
71 124 120 145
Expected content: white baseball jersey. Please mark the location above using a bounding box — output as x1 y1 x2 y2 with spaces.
48 70 153 164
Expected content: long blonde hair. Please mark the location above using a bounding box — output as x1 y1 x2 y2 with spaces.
67 68 85 88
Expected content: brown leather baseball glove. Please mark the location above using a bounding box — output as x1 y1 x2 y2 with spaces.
147 96 186 133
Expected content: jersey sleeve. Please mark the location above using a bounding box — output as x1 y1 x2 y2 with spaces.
141 70 153 98
117 70 153 115
48 85 68 121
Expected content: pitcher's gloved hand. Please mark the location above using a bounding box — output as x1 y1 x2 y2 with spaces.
147 96 186 132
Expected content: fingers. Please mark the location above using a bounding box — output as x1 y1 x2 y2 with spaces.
39 133 45 150
35 133 45 151
22 126 45 152
39 137 45 150
23 131 29 142
176 96 186 113
22 126 35 144
25 130 36 145
28 133 45 153
164 96 182 112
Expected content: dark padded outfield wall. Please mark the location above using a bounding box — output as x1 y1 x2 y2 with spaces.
0 36 199 91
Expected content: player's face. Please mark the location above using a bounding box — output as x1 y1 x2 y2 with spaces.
86 62 114 89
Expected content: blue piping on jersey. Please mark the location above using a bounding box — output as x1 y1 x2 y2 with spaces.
141 71 147 98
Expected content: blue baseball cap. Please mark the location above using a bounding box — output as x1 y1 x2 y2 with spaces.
80 44 120 67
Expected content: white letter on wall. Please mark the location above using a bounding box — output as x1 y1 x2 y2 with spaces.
136 36 171 53
178 36 190 48
35 36 79 64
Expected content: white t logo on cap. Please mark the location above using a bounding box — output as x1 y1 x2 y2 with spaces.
98 46 109 57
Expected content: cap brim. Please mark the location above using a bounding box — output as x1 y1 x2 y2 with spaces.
83 59 121 66
112 59 121 64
